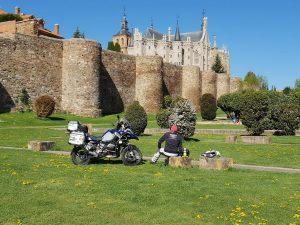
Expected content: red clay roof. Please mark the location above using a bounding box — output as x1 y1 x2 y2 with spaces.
0 9 7 15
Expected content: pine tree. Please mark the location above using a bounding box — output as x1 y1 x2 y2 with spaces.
212 54 225 73
73 27 85 38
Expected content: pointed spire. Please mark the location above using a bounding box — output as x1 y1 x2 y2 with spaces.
213 34 217 48
150 17 154 29
174 17 181 41
120 7 129 33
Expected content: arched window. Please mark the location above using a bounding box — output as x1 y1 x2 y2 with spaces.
121 38 124 45
116 39 119 43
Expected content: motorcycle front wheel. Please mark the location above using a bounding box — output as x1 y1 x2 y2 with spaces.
71 146 91 165
121 145 142 166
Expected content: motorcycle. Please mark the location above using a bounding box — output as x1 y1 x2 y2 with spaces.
67 116 143 166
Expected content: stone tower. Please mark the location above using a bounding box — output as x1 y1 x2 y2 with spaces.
112 10 132 54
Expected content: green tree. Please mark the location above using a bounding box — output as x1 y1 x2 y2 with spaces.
0 14 22 23
295 78 300 90
283 87 292 95
107 41 115 51
257 75 268 90
114 42 121 52
73 27 85 38
212 54 225 73
242 71 260 90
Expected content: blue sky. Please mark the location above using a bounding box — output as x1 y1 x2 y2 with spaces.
1 0 299 89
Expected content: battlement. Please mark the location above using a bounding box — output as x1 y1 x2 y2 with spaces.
0 33 240 116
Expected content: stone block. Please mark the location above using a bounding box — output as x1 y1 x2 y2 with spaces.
28 141 55 151
226 135 237 143
169 157 192 168
241 135 271 144
199 156 233 170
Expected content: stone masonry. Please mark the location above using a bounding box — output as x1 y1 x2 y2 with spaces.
0 33 241 116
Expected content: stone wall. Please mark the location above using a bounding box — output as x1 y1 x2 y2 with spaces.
100 50 136 114
135 56 163 113
201 71 217 97
182 66 201 111
162 63 182 97
0 33 237 116
230 77 241 93
61 38 101 117
0 34 63 112
216 73 230 99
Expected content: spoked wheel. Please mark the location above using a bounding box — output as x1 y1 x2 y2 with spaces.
121 145 143 166
71 146 91 165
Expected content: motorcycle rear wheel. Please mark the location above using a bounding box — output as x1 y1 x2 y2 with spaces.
71 146 91 165
121 145 142 166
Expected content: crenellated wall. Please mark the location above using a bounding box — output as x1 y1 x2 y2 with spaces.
0 34 239 116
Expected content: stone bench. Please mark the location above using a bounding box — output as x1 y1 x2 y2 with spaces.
169 157 192 168
226 135 238 143
28 141 55 151
241 135 271 144
198 156 233 170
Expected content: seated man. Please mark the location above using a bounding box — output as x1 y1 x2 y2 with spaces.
151 125 189 164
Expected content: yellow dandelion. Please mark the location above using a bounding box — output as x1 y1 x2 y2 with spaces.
154 172 163 176
240 212 246 217
293 214 300 219
16 219 22 225
289 223 297 225
87 202 96 208
11 171 17 176
21 180 32 185
195 214 203 219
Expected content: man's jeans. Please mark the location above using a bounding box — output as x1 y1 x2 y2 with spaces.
151 148 178 163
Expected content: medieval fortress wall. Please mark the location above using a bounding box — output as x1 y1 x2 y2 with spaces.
0 33 240 117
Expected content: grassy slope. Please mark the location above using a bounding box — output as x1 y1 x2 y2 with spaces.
0 149 299 225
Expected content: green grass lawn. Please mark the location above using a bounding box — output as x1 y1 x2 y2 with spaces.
0 149 299 225
0 112 299 168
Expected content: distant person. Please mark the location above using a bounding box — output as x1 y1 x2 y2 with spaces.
151 125 189 165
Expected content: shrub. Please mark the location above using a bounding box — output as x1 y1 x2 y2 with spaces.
264 101 300 135
168 98 197 139
201 93 217 120
0 14 23 23
156 96 196 139
124 101 147 135
19 88 30 106
35 95 55 118
239 91 269 135
217 92 241 119
156 109 172 128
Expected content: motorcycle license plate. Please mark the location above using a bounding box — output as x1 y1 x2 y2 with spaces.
69 132 85 145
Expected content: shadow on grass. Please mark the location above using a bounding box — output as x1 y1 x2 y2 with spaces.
48 117 66 121
90 158 146 166
185 137 200 142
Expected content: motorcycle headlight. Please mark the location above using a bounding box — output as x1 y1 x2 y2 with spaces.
118 140 123 144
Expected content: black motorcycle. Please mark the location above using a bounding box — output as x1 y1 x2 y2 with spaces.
67 117 142 166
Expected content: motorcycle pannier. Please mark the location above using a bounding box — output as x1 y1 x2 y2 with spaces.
68 121 79 132
69 131 85 145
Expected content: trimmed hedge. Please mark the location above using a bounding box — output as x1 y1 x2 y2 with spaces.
124 101 147 135
201 94 217 120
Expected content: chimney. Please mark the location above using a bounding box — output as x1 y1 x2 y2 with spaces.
15 6 21 15
54 24 60 35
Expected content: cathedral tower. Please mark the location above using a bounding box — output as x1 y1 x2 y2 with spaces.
112 10 132 54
